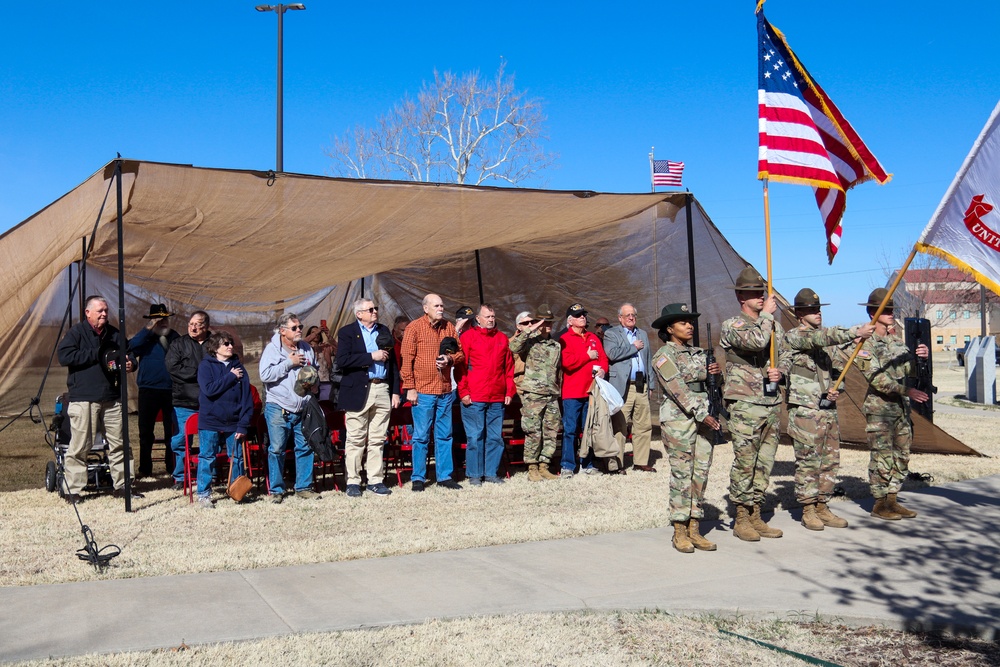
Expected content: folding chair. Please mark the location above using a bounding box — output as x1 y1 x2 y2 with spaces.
384 405 413 487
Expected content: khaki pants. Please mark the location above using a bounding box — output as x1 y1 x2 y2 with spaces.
66 400 130 495
344 383 391 486
612 382 653 467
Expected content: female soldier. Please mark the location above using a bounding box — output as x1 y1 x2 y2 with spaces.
650 303 722 553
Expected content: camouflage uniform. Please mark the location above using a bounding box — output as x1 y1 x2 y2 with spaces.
721 311 791 507
651 341 714 522
853 333 917 499
784 324 860 505
509 329 562 464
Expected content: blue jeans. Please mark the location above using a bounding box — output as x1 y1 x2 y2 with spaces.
561 398 590 471
265 402 314 494
196 430 243 497
170 406 197 483
461 401 505 481
411 392 455 483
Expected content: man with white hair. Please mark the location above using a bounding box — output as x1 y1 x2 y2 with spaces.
336 298 400 497
259 312 320 503
57 295 137 503
603 302 654 472
400 294 465 491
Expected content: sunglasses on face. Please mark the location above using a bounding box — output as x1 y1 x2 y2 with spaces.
360 307 379 314
284 325 303 331
220 341 234 347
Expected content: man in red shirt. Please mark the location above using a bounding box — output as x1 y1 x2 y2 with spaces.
457 304 515 485
559 303 609 477
400 294 465 492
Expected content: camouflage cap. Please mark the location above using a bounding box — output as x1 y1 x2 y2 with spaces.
859 287 894 309
294 365 319 397
792 288 830 310
651 303 699 330
730 266 768 290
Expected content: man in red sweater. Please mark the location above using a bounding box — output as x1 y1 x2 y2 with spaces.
457 304 515 485
559 304 609 477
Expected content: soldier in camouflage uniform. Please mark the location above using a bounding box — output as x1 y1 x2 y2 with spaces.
785 288 874 531
650 303 723 553
853 288 930 520
721 266 792 541
509 305 562 481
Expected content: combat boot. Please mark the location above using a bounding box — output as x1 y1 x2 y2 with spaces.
870 497 902 520
687 519 717 551
800 503 824 531
816 502 849 528
886 493 917 519
672 521 695 553
733 505 760 542
538 463 559 480
527 463 542 482
750 504 783 538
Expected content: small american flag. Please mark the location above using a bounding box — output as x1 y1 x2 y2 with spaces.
757 9 889 263
652 160 684 187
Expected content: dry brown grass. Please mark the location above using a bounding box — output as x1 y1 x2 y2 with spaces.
10 611 1000 667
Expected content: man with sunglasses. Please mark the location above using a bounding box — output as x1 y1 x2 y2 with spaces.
509 305 561 481
336 299 400 497
259 312 320 503
854 288 930 521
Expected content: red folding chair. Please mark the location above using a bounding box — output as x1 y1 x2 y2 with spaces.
318 400 345 491
384 405 413 487
183 413 231 503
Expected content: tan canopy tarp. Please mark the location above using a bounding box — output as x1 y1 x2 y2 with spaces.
0 159 976 455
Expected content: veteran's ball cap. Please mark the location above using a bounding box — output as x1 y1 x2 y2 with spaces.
294 365 319 397
439 336 460 356
793 288 830 310
859 288 894 309
565 303 587 318
455 306 475 319
730 266 768 290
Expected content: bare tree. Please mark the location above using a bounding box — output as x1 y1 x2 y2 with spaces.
327 61 555 186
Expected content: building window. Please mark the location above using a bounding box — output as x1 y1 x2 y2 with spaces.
950 312 957 319
964 310 971 319
950 335 957 345
965 335 972 343
936 336 944 345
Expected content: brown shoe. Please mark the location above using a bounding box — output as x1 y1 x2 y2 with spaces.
687 519 717 551
870 497 902 520
633 464 657 473
527 463 542 482
538 464 559 480
750 504 783 538
886 493 917 518
733 505 760 542
672 521 695 553
801 503 824 531
816 502 849 528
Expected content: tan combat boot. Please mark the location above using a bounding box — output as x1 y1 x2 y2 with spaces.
527 463 542 482
672 521 695 553
733 505 760 542
538 463 559 480
801 503 824 531
687 519 717 551
816 502 849 528
750 504 784 538
870 496 902 520
886 493 918 519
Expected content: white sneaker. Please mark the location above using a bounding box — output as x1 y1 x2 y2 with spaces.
196 496 215 510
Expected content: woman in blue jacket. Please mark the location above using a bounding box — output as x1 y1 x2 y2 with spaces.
196 331 254 507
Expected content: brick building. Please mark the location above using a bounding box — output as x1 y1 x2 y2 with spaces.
900 268 1000 352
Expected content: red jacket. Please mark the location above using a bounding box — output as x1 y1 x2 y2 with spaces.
456 326 515 402
560 328 609 399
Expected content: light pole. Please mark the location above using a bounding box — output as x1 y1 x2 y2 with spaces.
255 3 306 173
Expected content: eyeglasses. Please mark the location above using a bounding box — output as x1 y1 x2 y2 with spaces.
283 324 303 331
220 341 234 347
360 307 379 313
621 313 637 319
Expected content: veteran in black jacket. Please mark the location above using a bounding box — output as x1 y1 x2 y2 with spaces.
335 299 400 497
56 296 136 503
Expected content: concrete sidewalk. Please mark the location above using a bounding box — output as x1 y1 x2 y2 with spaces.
2 476 999 662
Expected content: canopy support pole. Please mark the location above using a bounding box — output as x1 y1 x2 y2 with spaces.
114 159 134 513
475 249 485 305
79 238 86 324
685 192 699 347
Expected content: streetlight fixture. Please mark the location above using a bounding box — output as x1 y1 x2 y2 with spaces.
255 3 306 173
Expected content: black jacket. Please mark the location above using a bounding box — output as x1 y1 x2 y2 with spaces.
165 334 210 409
335 321 400 413
57 321 132 402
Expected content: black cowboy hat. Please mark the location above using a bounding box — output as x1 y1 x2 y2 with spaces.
651 303 700 330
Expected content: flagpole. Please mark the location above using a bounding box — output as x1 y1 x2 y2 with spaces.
649 148 655 193
763 177 777 372
830 246 919 391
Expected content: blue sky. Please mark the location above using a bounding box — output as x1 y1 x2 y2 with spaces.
2 1 999 325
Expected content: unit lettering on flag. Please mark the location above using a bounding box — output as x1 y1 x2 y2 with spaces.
917 101 1000 295
757 9 890 263
652 160 684 187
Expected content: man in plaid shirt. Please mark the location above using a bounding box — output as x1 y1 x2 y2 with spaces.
400 294 465 492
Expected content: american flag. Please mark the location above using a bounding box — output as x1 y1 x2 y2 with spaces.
757 10 889 263
652 160 684 187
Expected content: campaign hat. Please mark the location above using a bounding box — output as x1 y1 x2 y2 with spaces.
859 288 894 309
792 288 829 310
651 303 699 330
533 304 555 322
730 266 768 290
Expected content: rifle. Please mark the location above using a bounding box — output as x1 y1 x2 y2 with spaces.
705 323 729 445
904 314 937 422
